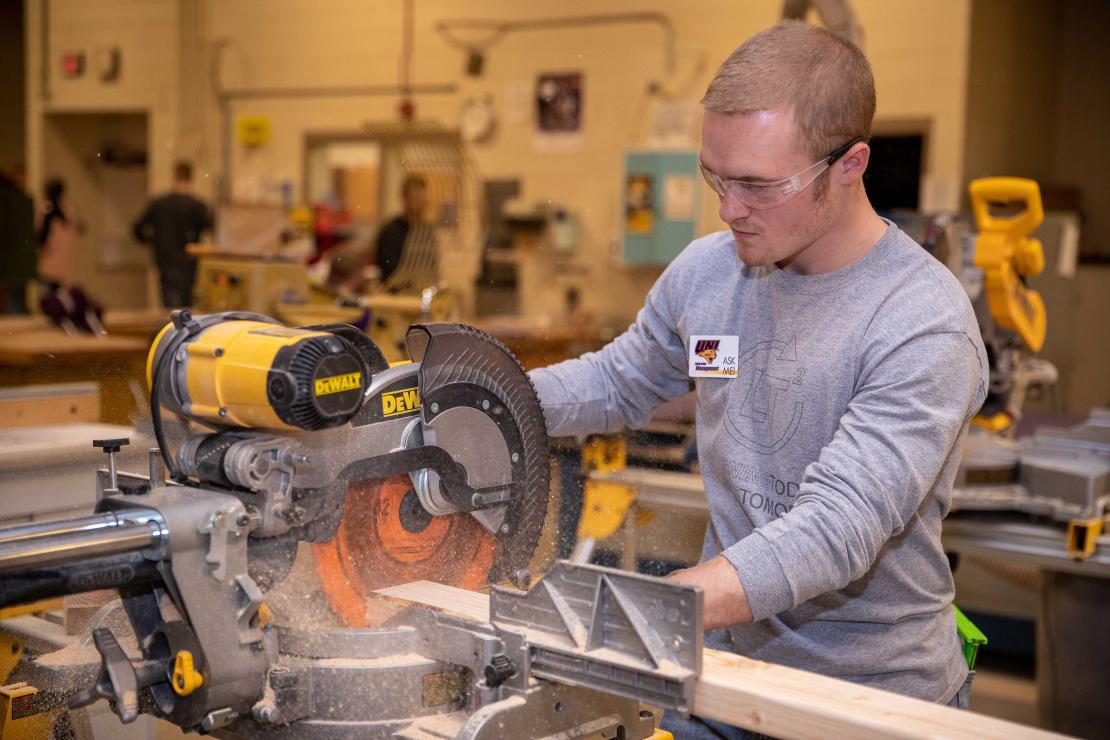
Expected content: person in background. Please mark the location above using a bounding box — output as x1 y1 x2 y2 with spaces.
0 166 36 315
36 178 81 291
132 160 213 308
374 174 428 284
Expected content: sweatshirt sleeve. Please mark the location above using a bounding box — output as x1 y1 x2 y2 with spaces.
528 268 691 437
722 329 987 621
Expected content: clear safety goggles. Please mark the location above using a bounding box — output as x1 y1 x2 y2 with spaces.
698 137 863 210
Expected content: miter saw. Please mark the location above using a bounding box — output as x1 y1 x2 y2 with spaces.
937 178 1109 558
0 311 699 738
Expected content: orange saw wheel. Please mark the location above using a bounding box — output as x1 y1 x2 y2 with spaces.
313 475 498 627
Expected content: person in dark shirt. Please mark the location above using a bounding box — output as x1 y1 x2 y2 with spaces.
0 167 36 315
374 174 428 283
132 161 213 307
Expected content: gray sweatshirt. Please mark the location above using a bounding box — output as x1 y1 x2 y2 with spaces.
529 223 988 702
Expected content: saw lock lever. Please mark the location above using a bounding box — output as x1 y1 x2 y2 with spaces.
69 627 175 723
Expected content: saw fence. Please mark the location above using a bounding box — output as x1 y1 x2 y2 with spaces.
378 580 1067 740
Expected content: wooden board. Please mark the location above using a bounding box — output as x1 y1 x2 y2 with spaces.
0 330 147 366
0 422 143 472
0 383 100 429
375 580 1066 740
102 308 169 339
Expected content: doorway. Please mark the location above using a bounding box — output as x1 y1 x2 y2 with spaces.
41 112 151 308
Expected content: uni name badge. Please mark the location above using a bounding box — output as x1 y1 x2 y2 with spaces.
688 335 739 378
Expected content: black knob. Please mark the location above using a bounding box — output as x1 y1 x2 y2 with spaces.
484 654 516 687
93 438 130 454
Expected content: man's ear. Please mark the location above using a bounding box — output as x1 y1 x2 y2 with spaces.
836 142 871 185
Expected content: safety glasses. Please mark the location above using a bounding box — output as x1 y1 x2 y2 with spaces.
698 137 863 210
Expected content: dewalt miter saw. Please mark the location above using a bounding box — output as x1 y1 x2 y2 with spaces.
0 312 700 738
961 177 1054 434
142 311 550 612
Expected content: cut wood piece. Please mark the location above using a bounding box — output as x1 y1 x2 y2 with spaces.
375 581 489 621
378 580 1065 740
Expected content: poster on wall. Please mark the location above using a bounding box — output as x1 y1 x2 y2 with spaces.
663 174 695 220
534 72 583 153
625 173 655 235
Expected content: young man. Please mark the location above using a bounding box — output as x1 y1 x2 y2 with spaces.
529 22 987 736
133 161 213 308
374 174 429 284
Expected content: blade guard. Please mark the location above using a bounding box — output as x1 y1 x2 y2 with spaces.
406 323 551 583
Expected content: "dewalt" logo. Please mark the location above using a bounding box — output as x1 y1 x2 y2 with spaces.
315 372 362 396
382 387 421 417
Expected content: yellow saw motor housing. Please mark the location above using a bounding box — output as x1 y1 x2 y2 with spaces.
147 314 368 431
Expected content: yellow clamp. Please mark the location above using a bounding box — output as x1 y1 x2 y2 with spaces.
577 481 636 541
1066 517 1104 561
578 435 635 541
968 177 1047 352
255 602 274 629
582 435 627 473
1 682 56 737
971 412 1013 433
172 651 204 697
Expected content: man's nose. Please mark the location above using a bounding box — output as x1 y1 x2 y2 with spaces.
719 191 752 223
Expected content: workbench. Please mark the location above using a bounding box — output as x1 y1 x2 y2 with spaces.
0 321 149 426
0 422 151 522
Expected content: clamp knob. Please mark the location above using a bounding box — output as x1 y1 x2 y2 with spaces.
483 654 516 687
94 438 130 492
69 628 141 723
93 438 130 454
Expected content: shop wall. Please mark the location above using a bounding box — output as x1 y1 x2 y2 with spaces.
27 0 973 321
962 0 1110 415
0 0 25 173
962 0 1062 186
1052 0 1110 260
1049 0 1110 413
24 0 182 308
206 0 972 324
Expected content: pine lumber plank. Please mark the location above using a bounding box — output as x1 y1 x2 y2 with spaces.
376 580 1066 740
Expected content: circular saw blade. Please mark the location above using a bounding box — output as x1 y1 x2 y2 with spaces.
312 475 498 627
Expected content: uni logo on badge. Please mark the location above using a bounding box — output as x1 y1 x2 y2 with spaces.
382 388 421 417
694 339 720 365
314 372 362 396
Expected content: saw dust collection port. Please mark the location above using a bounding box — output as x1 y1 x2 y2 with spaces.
311 475 497 627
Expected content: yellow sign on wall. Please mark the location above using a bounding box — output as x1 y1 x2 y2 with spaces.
237 115 271 147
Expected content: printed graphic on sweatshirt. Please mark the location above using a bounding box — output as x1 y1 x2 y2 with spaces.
725 337 805 454
688 335 739 378
726 459 800 517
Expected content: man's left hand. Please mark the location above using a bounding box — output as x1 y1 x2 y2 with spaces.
666 555 753 630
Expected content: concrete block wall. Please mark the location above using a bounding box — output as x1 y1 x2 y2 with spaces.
26 0 974 326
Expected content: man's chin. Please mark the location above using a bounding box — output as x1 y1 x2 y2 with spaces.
733 241 772 268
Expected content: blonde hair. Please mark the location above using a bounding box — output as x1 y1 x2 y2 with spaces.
702 21 875 158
